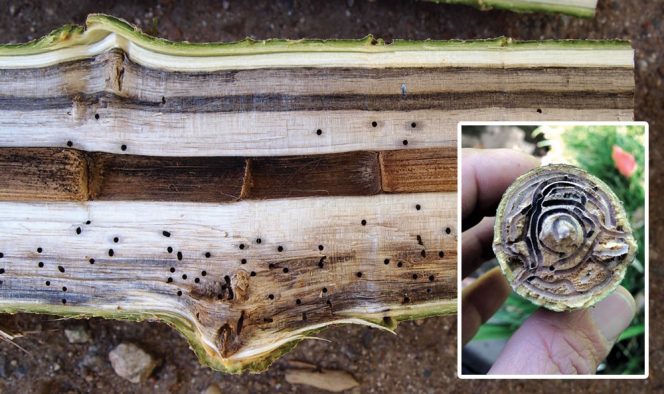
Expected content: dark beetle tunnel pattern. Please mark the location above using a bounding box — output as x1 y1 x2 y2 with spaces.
493 164 637 311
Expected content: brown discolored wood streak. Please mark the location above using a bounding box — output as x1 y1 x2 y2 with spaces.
380 148 457 193
0 148 456 202
89 153 248 202
0 148 88 201
244 151 381 199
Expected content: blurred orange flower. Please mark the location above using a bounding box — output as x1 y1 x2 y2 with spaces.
611 145 637 178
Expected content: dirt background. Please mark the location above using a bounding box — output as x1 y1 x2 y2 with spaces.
0 0 662 392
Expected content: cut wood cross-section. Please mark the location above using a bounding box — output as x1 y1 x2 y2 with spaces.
0 15 634 372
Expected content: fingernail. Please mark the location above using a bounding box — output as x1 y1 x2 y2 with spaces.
590 287 636 343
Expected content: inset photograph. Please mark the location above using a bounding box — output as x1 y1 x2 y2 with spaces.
459 123 648 378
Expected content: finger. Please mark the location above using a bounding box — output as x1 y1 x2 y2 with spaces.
462 149 539 230
461 266 512 345
462 217 496 278
488 286 636 375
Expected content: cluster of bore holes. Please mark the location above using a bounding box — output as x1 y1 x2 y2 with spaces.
369 120 416 145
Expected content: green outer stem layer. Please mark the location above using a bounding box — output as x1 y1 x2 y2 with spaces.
428 0 597 18
0 300 456 373
0 14 627 57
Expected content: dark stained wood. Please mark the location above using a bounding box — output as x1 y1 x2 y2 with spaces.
245 151 381 199
89 154 248 202
380 148 457 193
0 148 88 201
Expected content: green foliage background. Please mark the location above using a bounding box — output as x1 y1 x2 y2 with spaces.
473 125 646 375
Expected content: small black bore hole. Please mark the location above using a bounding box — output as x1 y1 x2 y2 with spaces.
429 275 435 282
241 258 247 264
412 274 418 280
62 299 67 304
120 144 127 151
250 271 256 277
194 278 200 283
438 251 444 258
45 281 50 286
316 129 322 135
67 140 73 147
170 267 175 273
201 271 207 276
182 274 187 280
205 252 211 258
356 272 363 278
536 108 542 114
445 227 451 234
268 294 274 300
416 204 421 211
411 122 417 128
361 219 367 226
58 266 65 273
167 277 173 283
256 238 262 244
62 286 67 292
239 243 245 250
38 262 44 268
37 248 43 253
403 139 409 145
177 251 182 260
177 290 182 296
322 287 328 293
167 247 173 253
89 258 95 264
108 249 114 257
318 245 324 251
384 258 390 265
162 231 171 237
75 227 81 235
371 121 378 127
94 113 100 120
113 237 119 243
397 262 403 268
283 267 289 273
277 246 284 252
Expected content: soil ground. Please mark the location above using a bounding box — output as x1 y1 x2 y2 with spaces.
0 1 662 392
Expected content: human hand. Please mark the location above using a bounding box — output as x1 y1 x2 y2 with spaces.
461 148 637 374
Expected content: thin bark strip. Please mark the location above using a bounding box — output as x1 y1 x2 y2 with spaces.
0 193 457 372
380 148 457 193
429 0 598 18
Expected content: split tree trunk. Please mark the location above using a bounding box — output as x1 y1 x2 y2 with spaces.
0 15 633 372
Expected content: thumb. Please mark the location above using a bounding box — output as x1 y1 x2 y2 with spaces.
488 286 636 375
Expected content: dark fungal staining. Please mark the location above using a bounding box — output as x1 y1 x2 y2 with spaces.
162 231 171 237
